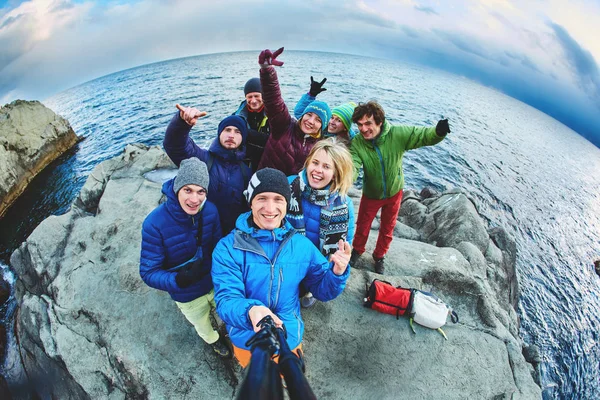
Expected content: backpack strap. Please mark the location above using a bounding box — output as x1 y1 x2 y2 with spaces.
196 209 204 247
450 310 459 323
238 160 249 182
206 153 214 171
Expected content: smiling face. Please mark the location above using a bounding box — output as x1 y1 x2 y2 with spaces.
245 92 263 111
251 192 287 230
306 149 335 190
300 112 322 136
328 115 346 135
177 184 207 215
356 114 382 140
219 126 243 149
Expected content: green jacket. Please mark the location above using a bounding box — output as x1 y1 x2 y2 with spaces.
350 120 445 200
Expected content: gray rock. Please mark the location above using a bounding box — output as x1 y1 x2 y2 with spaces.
488 227 520 310
393 222 422 241
455 241 487 278
399 198 428 230
9 145 541 399
419 186 440 199
422 193 489 253
0 100 81 218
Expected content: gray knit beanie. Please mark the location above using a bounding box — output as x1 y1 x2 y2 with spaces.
173 157 209 194
244 168 291 205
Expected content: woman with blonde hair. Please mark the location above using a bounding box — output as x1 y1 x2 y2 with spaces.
287 137 356 307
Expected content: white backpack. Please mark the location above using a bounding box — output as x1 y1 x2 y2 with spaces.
410 290 459 339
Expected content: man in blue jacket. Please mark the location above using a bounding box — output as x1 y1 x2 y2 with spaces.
211 168 351 367
140 157 230 357
164 105 251 235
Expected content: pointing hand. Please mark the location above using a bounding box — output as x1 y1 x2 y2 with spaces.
176 104 207 127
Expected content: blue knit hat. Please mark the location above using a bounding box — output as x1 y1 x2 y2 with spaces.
218 115 248 143
301 100 331 130
332 102 356 132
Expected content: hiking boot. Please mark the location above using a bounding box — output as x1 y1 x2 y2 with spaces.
301 293 317 308
350 249 362 265
374 257 385 274
211 339 231 358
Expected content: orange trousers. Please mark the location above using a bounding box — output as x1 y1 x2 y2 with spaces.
233 343 303 368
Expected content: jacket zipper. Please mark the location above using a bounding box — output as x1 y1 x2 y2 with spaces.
239 231 294 310
373 142 388 199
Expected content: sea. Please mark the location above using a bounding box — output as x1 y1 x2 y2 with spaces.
1 51 599 399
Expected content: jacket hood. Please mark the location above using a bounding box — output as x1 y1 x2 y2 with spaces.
208 137 247 162
234 211 295 241
162 179 193 223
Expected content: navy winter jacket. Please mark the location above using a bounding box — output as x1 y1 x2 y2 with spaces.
212 212 350 351
163 112 251 235
140 178 222 303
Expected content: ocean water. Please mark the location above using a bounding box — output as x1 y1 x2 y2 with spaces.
1 51 599 398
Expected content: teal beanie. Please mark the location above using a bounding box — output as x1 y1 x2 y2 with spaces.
301 100 331 129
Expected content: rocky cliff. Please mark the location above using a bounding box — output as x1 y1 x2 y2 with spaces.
8 144 541 399
0 100 81 218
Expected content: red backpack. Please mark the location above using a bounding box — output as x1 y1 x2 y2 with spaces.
363 279 415 319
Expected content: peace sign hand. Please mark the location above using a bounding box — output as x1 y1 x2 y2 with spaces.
330 239 352 276
258 47 285 68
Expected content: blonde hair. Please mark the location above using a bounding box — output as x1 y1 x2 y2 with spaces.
303 137 354 196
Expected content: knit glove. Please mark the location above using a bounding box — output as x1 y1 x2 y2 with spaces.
258 47 285 68
309 76 327 97
436 119 451 136
175 258 205 288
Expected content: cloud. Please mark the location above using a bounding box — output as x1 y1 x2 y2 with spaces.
414 5 438 16
549 21 600 106
432 29 490 60
0 0 599 147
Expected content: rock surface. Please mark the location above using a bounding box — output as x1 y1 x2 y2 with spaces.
9 145 541 399
0 100 81 218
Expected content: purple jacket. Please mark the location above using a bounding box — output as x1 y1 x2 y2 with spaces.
257 66 320 176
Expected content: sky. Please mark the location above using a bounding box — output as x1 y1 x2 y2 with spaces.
1 0 599 146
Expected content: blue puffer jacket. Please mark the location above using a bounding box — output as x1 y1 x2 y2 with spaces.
163 112 251 235
212 212 350 350
140 179 222 303
287 172 355 251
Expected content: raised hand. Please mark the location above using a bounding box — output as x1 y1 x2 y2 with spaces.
309 76 327 97
258 47 285 68
248 305 283 332
176 104 208 127
436 119 451 136
330 239 352 276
